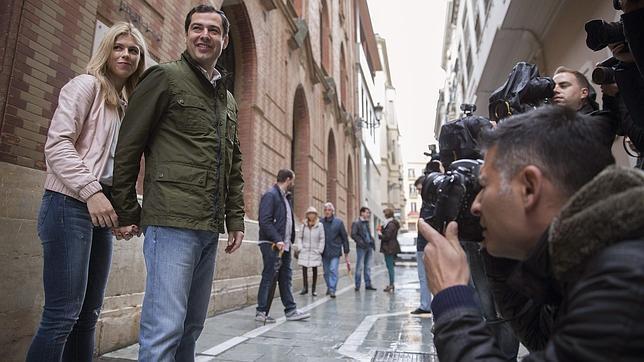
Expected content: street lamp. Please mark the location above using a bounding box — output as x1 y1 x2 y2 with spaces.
355 102 384 130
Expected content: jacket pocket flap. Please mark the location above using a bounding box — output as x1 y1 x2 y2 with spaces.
156 164 207 186
177 95 207 110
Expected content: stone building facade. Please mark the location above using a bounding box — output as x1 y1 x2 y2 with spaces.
0 0 377 358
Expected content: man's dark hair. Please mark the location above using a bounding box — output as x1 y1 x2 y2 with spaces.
184 5 230 35
359 206 370 214
480 105 615 197
414 175 425 187
276 169 294 183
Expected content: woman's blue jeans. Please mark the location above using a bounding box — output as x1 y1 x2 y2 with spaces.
27 190 113 362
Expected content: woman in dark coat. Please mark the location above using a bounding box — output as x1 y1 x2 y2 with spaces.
379 208 401 292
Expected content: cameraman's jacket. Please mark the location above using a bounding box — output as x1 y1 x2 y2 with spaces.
431 166 644 361
622 8 644 79
112 52 245 233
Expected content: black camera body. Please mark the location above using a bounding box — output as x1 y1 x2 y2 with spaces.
421 159 484 242
585 19 626 51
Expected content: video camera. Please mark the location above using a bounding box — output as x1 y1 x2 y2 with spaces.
421 159 483 241
488 62 554 123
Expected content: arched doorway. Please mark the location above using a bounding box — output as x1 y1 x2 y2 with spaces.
326 130 337 207
220 1 258 215
291 86 310 218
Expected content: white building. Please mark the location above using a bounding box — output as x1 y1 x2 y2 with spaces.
375 35 406 225
435 0 636 167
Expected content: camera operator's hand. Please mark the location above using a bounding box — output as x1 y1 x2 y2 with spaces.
600 83 619 97
419 219 470 295
609 42 635 63
620 0 644 13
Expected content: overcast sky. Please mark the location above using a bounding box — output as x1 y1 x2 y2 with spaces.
367 0 448 165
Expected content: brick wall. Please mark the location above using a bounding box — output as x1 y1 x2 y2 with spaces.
0 0 362 358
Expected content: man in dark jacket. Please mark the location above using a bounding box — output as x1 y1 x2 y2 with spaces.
111 6 245 361
256 169 310 323
319 202 350 298
419 105 644 361
351 207 377 291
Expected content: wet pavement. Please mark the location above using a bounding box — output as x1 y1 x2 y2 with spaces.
99 261 438 361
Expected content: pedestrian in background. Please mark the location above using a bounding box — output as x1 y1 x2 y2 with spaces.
351 207 377 291
255 169 310 323
411 175 433 314
294 206 325 296
379 208 401 292
27 22 147 361
320 202 350 298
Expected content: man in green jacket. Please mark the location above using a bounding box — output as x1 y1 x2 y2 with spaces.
111 5 245 361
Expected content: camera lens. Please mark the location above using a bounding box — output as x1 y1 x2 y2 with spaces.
592 66 615 85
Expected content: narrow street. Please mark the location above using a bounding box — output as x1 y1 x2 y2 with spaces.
99 263 438 361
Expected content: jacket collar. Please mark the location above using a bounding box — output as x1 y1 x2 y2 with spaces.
548 166 644 283
181 51 232 85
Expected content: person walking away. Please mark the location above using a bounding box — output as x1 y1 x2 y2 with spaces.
351 207 377 291
294 207 325 296
27 23 147 361
379 208 401 292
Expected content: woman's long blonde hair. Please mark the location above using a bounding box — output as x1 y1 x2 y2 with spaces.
86 22 147 107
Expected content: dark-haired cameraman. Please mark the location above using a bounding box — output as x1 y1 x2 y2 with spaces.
420 106 644 361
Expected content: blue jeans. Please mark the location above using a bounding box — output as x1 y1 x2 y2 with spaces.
354 247 373 288
322 256 340 293
138 226 219 362
27 190 113 362
256 243 296 314
416 251 432 311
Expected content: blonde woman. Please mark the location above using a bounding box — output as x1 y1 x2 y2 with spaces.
294 207 325 296
27 22 146 361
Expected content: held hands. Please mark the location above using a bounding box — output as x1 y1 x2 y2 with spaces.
86 192 118 228
418 219 470 295
112 224 141 240
275 241 286 251
225 230 244 254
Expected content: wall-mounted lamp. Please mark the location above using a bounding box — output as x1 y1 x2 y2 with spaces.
355 102 384 130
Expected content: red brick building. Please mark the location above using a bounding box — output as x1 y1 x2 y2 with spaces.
0 0 378 357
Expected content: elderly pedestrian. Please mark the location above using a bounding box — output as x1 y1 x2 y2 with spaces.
294 207 325 296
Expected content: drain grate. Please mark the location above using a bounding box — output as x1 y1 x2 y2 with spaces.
371 351 438 362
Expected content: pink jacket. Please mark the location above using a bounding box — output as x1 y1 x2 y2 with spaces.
44 74 124 202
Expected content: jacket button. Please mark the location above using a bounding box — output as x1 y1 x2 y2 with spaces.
219 93 225 100
178 99 184 104
159 173 164 178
